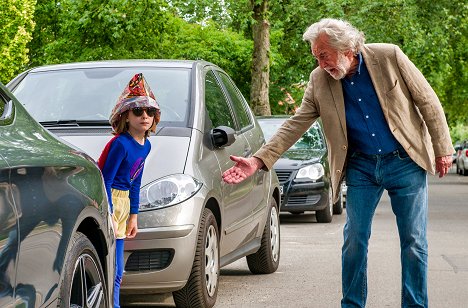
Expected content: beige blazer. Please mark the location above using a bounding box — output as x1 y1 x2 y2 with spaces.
255 43 454 202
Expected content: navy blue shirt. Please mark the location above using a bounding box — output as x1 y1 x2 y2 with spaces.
101 132 151 214
341 53 400 155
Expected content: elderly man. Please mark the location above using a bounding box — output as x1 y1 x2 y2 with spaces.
222 18 454 307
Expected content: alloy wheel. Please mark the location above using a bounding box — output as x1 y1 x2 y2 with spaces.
69 253 105 308
270 206 280 263
205 225 219 297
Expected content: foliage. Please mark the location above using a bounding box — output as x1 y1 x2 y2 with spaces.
6 0 467 129
31 0 173 63
26 0 253 96
450 123 468 144
159 18 253 97
0 0 36 84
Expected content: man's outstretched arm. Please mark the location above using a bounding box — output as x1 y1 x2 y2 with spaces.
222 156 265 184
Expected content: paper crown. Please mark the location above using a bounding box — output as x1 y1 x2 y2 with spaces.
109 73 160 128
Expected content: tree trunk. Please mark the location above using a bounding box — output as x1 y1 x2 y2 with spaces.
250 0 271 116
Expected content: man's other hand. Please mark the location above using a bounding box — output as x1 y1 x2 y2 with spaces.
435 155 452 178
222 156 264 184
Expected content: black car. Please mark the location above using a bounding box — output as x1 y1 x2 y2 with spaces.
0 82 114 307
257 116 344 223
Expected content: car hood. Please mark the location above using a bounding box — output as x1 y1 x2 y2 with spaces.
59 134 190 185
274 149 324 169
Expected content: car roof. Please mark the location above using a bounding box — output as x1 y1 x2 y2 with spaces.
26 59 212 73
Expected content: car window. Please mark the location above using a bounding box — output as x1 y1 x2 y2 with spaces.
205 70 236 129
217 72 252 129
0 88 13 124
259 119 325 150
295 123 325 150
11 67 190 126
0 91 5 118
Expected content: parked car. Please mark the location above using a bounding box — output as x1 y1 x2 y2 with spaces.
456 140 468 176
0 82 114 307
257 116 344 223
8 60 281 307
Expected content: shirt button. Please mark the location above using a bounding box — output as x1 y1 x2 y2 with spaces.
351 82 354 85
365 115 369 119
336 170 341 173
358 98 362 102
378 149 382 152
372 133 375 137
342 145 347 150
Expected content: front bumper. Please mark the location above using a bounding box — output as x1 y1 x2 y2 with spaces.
120 224 197 294
120 194 206 294
280 181 328 212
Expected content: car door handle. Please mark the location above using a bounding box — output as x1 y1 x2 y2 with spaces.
243 148 252 157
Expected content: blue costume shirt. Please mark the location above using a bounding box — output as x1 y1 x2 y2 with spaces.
101 132 151 214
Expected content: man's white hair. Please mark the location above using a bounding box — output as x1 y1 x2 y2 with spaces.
303 18 365 54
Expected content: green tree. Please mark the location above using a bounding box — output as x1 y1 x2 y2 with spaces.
0 0 36 84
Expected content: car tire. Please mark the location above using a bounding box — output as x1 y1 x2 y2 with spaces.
333 191 344 215
58 232 108 308
173 208 219 308
247 198 280 274
316 189 333 223
463 165 468 176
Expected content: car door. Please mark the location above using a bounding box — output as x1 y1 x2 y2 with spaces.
0 92 18 307
204 69 254 256
215 71 267 221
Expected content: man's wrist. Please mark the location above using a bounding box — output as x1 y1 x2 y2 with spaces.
252 157 265 170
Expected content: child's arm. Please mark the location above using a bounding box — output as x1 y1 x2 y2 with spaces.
126 214 138 238
101 140 125 213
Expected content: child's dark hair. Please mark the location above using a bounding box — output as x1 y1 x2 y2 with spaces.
112 111 157 138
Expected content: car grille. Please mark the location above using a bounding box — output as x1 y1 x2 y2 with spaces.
125 249 174 272
276 170 293 183
284 195 321 206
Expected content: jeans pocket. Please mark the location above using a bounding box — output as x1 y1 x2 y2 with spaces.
397 148 410 160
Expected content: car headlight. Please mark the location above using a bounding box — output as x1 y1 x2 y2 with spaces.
295 163 324 182
139 174 203 211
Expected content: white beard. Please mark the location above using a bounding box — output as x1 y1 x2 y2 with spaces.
324 53 351 80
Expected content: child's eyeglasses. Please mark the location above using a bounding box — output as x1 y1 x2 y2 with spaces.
131 107 158 117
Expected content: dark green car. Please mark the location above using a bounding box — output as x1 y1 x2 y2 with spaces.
0 82 114 307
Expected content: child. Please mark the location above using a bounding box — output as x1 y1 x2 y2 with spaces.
98 73 160 308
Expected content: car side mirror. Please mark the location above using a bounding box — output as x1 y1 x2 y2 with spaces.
210 126 236 148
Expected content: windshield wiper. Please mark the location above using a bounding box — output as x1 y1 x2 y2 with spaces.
40 120 110 127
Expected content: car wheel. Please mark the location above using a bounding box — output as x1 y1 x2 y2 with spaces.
333 191 344 215
316 189 333 223
247 198 280 274
463 164 468 176
58 232 108 308
173 208 219 308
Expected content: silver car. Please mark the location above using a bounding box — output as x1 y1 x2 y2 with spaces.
8 60 281 307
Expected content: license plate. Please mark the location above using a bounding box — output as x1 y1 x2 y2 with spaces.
280 186 284 195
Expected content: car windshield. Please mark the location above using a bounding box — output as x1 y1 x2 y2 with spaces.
258 118 325 150
12 67 191 127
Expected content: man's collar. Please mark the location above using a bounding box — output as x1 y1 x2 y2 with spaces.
356 52 363 75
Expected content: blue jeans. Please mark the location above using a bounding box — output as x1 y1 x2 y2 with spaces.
342 147 428 308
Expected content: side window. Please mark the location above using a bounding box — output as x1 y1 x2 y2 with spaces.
205 70 235 129
0 91 6 117
0 89 13 124
217 72 252 129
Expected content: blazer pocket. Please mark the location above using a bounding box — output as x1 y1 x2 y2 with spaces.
385 79 399 96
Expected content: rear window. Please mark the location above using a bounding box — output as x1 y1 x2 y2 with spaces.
12 67 191 127
258 118 325 150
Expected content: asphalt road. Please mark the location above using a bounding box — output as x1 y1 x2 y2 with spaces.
125 168 468 307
